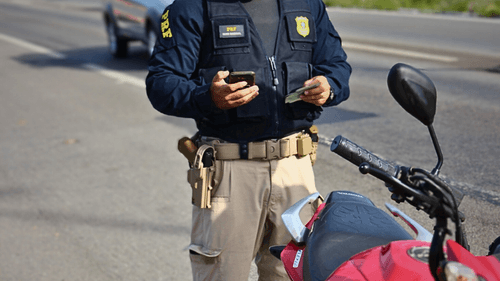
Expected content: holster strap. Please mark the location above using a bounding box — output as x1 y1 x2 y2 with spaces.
213 133 310 160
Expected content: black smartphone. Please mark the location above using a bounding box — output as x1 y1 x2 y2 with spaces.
228 71 256 87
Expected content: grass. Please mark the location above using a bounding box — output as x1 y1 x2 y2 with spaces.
323 0 500 17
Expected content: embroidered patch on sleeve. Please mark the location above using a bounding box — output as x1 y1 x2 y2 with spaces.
161 10 173 38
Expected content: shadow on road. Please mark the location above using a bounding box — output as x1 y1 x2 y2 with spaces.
487 65 500 74
12 44 149 73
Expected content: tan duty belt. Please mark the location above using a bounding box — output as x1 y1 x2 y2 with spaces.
200 132 313 161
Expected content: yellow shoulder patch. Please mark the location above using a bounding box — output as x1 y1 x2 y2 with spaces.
161 10 173 38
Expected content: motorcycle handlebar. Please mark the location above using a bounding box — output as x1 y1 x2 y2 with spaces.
330 135 463 223
330 136 399 178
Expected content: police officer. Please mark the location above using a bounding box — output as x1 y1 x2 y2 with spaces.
146 0 351 278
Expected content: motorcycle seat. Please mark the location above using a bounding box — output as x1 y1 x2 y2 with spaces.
303 191 413 281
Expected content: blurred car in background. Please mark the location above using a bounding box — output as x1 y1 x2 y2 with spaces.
103 0 174 58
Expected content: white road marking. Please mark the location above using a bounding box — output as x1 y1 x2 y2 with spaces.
0 32 145 89
0 33 65 59
82 63 145 88
342 42 459 63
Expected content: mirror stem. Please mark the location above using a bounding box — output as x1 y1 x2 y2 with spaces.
428 125 443 175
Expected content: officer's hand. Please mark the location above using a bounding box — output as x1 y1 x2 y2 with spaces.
210 71 259 110
300 76 331 106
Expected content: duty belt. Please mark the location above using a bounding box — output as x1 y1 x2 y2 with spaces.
199 132 313 161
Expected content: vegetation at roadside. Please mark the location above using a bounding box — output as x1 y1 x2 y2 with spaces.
323 0 500 17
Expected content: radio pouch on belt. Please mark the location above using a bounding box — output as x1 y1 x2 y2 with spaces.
187 144 215 209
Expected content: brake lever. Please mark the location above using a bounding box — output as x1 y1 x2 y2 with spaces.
359 163 439 213
359 163 418 196
410 167 464 207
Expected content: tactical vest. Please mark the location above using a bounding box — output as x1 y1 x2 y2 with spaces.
196 0 322 141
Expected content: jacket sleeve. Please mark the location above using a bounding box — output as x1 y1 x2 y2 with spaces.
146 0 214 119
309 0 352 107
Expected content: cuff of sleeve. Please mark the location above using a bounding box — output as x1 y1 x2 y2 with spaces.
195 83 224 118
324 77 340 107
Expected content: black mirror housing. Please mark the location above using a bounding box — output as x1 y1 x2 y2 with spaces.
387 63 437 126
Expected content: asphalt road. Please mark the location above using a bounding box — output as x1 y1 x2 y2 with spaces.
329 7 500 59
0 0 499 280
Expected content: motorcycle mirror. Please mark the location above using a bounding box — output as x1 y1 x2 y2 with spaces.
387 63 437 126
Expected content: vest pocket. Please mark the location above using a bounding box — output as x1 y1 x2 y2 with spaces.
197 66 269 123
284 61 322 120
285 12 316 52
234 67 269 120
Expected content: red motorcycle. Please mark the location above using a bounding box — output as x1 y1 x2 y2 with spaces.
271 63 500 281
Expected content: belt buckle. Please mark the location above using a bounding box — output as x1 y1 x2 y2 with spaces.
265 140 281 160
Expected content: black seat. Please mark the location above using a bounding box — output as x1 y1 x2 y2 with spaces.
303 191 413 281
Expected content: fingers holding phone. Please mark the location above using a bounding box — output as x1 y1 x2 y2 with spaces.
211 71 259 110
229 71 255 87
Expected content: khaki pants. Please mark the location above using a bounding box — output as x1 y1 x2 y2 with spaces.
188 154 317 281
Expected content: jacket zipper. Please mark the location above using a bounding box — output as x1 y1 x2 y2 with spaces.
269 55 280 136
269 56 279 89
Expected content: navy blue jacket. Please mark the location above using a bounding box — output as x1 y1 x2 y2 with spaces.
146 0 351 142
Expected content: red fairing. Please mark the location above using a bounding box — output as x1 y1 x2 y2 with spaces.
325 261 367 281
446 240 500 280
281 242 306 281
281 203 326 281
328 240 435 280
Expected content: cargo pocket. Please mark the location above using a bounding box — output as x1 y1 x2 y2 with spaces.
188 161 231 257
284 61 322 120
188 199 229 258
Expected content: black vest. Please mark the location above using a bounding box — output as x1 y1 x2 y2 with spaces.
196 0 321 141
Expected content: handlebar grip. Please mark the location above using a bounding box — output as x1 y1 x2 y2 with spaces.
330 135 399 178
